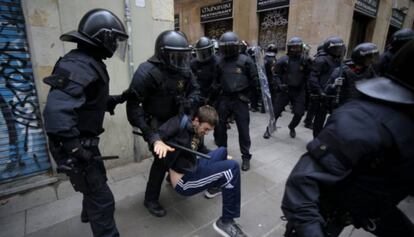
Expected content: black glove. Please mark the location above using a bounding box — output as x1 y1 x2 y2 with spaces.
106 94 126 115
279 84 288 93
62 138 93 162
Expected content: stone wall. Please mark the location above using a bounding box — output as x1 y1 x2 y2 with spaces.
22 0 174 170
175 0 414 54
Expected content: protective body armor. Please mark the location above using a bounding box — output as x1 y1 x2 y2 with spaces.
139 62 192 122
44 49 109 136
278 55 309 87
217 54 250 93
316 99 414 218
190 55 218 97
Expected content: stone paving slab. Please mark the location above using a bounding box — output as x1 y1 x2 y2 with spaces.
0 211 25 237
0 185 57 219
3 111 414 237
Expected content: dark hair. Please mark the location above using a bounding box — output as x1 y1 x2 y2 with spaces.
195 105 218 126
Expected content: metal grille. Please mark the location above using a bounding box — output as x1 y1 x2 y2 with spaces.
204 19 233 40
258 8 289 50
0 0 51 182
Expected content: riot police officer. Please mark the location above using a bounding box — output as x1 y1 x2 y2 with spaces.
43 9 128 237
263 37 311 139
264 44 278 97
309 36 345 137
325 42 379 107
126 30 200 217
282 39 414 237
303 42 325 129
214 32 258 171
191 36 219 106
376 28 414 76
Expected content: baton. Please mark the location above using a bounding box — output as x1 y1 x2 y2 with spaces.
95 156 119 161
132 131 211 159
165 141 211 159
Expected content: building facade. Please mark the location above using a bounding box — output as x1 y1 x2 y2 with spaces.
0 0 173 194
175 0 414 55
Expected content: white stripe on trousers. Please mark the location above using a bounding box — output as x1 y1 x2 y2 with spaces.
177 169 233 191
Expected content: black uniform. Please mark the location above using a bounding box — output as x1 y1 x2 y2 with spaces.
215 53 258 161
325 63 376 107
190 55 219 105
282 39 414 237
273 54 311 131
308 53 341 137
126 60 200 203
43 48 119 237
282 99 414 237
43 8 128 237
264 52 278 97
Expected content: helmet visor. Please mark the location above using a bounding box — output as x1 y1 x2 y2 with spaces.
195 47 214 62
219 44 239 58
362 52 379 67
115 37 128 61
166 50 192 71
328 45 345 57
288 45 302 55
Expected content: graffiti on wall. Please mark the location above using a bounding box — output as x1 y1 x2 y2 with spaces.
0 0 50 182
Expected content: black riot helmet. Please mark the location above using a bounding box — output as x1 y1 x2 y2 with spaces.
60 9 128 59
267 44 278 54
356 39 414 104
287 37 303 57
390 28 414 53
351 42 379 67
194 36 214 62
151 30 192 72
323 36 346 58
219 32 240 58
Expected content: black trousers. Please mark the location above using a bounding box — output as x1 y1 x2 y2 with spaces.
273 87 306 130
68 146 119 237
304 98 318 126
312 102 328 138
325 206 414 237
145 151 168 202
216 98 252 160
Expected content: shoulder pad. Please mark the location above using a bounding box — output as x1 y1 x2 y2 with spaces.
55 54 99 87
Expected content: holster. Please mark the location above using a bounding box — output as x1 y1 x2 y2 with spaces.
49 137 106 194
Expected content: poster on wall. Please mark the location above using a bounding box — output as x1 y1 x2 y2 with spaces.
200 0 233 24
257 0 289 12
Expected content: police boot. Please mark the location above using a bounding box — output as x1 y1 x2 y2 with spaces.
263 127 271 139
242 158 250 171
81 208 89 223
144 200 167 217
289 128 296 138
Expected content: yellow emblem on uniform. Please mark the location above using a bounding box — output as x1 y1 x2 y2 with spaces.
177 80 185 90
235 68 242 74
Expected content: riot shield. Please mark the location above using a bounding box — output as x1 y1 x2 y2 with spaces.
254 46 277 136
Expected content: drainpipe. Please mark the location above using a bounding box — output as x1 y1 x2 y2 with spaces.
124 0 140 162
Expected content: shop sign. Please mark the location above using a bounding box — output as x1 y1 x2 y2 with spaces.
174 14 180 31
390 9 405 28
257 0 289 12
355 0 379 18
200 1 233 23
